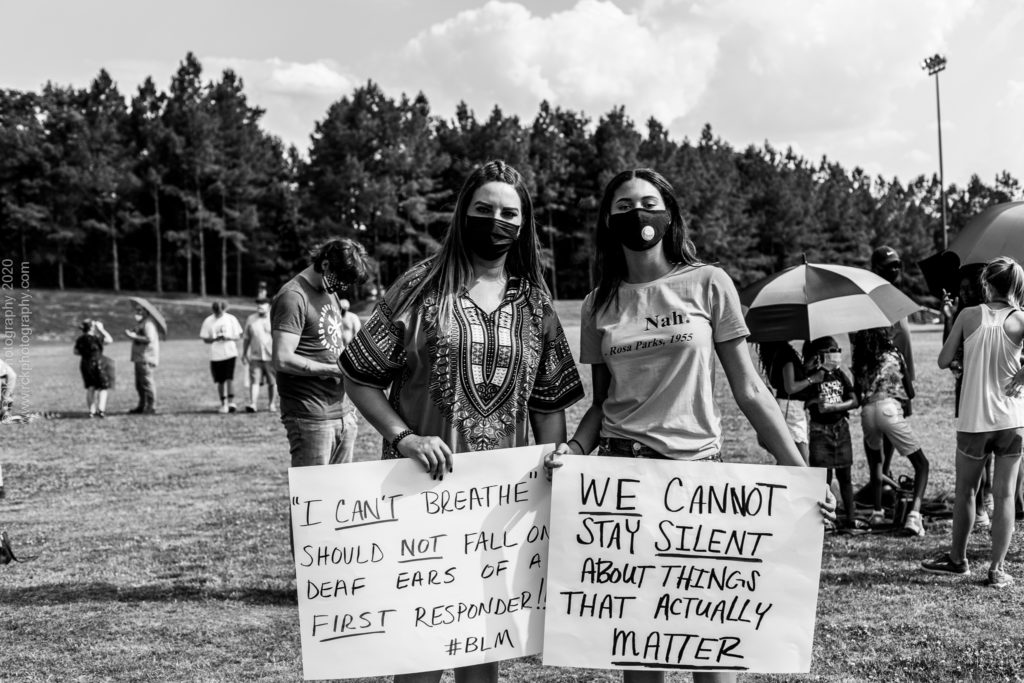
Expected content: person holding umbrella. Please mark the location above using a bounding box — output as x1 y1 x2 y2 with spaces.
125 298 164 415
923 256 1024 587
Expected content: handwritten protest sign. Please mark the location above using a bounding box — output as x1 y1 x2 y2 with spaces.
288 445 553 680
543 456 825 674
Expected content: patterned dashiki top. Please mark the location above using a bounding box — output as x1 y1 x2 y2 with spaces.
341 271 584 458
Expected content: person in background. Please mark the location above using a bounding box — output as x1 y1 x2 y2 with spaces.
343 160 584 683
272 238 371 467
335 298 362 461
924 256 1024 587
241 297 277 412
125 304 160 415
852 246 915 488
943 266 996 530
0 357 16 421
803 336 863 530
74 319 114 418
852 326 929 535
200 300 244 414
758 340 813 464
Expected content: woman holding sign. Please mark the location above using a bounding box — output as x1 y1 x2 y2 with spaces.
550 168 834 683
342 159 584 683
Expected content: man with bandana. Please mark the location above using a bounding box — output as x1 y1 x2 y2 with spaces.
272 238 370 467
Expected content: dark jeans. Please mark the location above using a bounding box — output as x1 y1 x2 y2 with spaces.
133 362 156 410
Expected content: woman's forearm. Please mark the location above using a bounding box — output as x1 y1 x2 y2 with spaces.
345 381 409 443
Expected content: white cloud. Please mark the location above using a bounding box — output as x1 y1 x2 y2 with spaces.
400 0 717 128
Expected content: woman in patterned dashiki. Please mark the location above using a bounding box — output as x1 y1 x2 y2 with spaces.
341 160 584 683
74 319 114 418
548 168 834 683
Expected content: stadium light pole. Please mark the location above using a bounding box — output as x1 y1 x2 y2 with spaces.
921 53 948 249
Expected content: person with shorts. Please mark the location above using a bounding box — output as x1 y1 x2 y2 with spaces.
0 357 16 421
199 300 243 413
804 336 863 530
923 256 1024 587
272 238 370 467
241 297 277 412
853 326 929 536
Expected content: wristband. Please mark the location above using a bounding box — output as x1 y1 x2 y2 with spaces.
568 438 586 454
391 429 415 452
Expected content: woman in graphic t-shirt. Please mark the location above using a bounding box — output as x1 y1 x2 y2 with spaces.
548 168 834 683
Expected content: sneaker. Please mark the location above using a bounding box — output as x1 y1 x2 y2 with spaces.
903 511 925 537
228 402 238 413
921 553 971 576
128 406 145 415
268 402 279 413
868 510 887 526
245 405 257 413
974 510 992 532
987 568 1014 588
97 411 105 419
218 404 230 414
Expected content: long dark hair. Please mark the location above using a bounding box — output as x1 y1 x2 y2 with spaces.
393 160 546 326
757 341 792 379
852 328 894 392
592 168 700 312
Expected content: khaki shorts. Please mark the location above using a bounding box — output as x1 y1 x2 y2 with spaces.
956 428 1024 461
861 397 920 455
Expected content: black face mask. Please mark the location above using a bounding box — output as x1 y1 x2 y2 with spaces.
322 268 348 294
464 215 520 261
608 208 671 252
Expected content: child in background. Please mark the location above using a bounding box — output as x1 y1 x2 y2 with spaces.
758 341 814 464
803 336 863 530
853 326 930 536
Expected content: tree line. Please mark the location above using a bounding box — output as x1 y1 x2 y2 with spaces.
1 52 1020 303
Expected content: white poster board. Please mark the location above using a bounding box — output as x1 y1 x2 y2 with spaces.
543 455 825 674
289 445 553 680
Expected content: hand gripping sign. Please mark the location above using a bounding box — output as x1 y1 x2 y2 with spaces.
288 445 553 680
543 455 825 674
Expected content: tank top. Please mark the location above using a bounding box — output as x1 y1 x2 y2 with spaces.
957 304 1024 433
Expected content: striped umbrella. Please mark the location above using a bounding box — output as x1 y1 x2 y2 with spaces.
739 262 921 342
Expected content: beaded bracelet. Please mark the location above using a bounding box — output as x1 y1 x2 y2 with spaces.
391 429 415 452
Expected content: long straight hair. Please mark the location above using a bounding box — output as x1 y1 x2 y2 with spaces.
393 160 547 328
592 168 700 312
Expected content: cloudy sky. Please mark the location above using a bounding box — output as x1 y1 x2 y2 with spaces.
4 0 1022 188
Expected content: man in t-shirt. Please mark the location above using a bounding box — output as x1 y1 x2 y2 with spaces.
271 238 370 467
241 297 277 412
200 300 244 414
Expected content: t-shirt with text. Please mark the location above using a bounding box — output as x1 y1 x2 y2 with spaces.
580 264 749 459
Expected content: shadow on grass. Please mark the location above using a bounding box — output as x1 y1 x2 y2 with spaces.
0 581 296 606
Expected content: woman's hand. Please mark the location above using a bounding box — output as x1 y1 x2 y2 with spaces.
397 435 453 480
1005 367 1024 398
819 487 837 524
544 443 572 481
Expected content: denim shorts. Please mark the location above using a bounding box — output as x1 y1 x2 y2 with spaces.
956 428 1024 460
808 419 853 469
597 437 723 462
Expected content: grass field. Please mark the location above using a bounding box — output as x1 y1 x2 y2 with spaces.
3 294 1024 682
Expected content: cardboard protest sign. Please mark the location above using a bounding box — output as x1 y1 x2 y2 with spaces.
288 445 553 680
543 456 825 674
